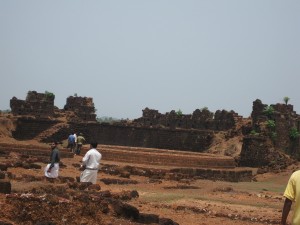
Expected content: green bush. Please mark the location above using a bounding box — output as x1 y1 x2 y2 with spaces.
263 105 274 117
266 120 276 129
289 127 300 140
44 91 55 100
176 109 183 116
270 131 277 141
250 130 259 136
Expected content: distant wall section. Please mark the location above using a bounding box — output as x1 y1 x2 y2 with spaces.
132 107 241 131
12 118 213 152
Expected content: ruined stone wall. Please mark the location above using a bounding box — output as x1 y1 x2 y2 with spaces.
64 96 97 122
70 123 213 152
10 91 54 117
12 118 59 140
239 136 292 169
273 104 299 151
251 99 268 126
12 118 213 152
170 168 253 182
240 100 300 168
133 107 237 131
250 99 300 151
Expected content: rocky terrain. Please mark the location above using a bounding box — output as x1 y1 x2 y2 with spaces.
0 113 296 225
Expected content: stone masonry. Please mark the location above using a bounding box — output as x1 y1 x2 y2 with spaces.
64 96 97 122
240 99 299 169
10 91 55 118
133 107 240 131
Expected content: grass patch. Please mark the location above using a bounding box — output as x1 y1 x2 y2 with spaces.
234 181 285 193
141 192 185 203
193 195 282 210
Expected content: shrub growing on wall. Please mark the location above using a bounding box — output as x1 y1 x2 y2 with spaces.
263 105 274 117
266 120 276 129
44 91 55 100
176 109 183 116
289 127 300 140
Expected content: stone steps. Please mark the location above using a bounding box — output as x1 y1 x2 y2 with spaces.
0 142 254 182
0 142 235 168
0 143 74 158
79 145 236 169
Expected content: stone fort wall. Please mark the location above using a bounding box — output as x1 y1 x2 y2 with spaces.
12 118 213 152
132 107 241 131
10 91 55 118
10 91 96 122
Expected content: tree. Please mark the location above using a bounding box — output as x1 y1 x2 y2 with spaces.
283 96 290 105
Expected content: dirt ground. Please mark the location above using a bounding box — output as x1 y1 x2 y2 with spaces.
0 139 295 225
0 115 295 225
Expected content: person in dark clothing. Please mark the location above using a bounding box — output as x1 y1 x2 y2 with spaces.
44 141 60 178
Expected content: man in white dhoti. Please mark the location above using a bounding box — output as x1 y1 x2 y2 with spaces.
44 142 60 178
80 142 102 184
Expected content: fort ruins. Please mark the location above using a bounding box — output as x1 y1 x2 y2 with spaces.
4 90 300 182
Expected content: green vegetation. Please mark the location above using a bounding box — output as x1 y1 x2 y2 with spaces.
74 93 78 97
141 192 185 203
250 130 259 136
266 120 276 129
289 127 300 140
0 109 11 114
97 116 120 124
283 96 290 105
176 109 183 116
44 91 55 100
270 131 277 141
263 105 274 117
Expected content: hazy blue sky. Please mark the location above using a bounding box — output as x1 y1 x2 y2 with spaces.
1 1 299 119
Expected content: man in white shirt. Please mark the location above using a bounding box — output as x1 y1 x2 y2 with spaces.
80 142 102 184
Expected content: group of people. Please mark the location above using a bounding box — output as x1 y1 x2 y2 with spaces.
44 138 102 185
43 133 300 224
67 132 86 155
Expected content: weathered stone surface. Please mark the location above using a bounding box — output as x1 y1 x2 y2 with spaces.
0 172 5 179
138 213 159 224
159 217 179 225
64 96 97 122
111 200 140 220
10 91 54 118
0 180 11 194
132 107 239 131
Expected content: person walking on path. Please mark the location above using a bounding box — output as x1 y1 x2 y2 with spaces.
67 132 76 153
73 132 77 151
80 142 102 184
75 133 85 155
44 141 60 179
281 170 300 225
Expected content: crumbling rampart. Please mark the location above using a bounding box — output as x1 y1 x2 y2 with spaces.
132 107 241 131
12 118 214 152
10 91 55 118
64 96 97 122
10 91 97 122
239 99 299 170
